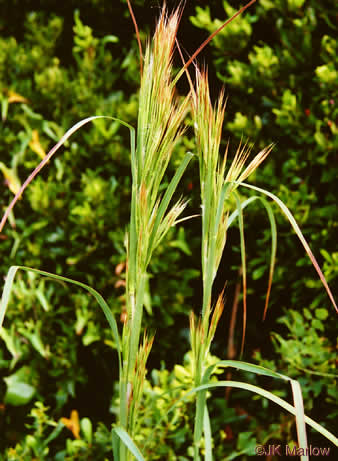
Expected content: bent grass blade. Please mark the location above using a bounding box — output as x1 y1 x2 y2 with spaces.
143 379 338 453
201 360 290 384
203 405 212 461
0 266 122 376
290 379 308 461
183 381 338 454
113 426 145 461
227 195 277 320
0 116 136 234
146 151 194 265
142 361 338 453
181 381 337 448
236 181 337 313
234 191 247 357
144 360 338 454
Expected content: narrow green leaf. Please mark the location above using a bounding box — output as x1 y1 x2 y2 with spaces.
202 181 231 318
202 360 290 384
143 378 337 450
112 429 120 461
234 191 247 357
213 183 231 240
291 380 308 461
257 197 277 320
128 272 147 380
185 381 338 446
203 405 213 461
0 115 135 233
227 195 277 320
205 361 309 460
227 196 257 228
194 390 207 459
113 426 145 461
0 266 18 331
237 181 337 313
0 266 121 376
147 152 194 263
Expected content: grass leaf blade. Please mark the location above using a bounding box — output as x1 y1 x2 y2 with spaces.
257 197 277 320
227 195 277 320
147 152 194 261
291 379 308 461
0 116 135 234
202 360 290 383
237 181 337 313
234 192 247 357
0 266 122 376
203 405 213 461
113 426 145 461
112 429 120 461
227 196 257 229
178 381 338 446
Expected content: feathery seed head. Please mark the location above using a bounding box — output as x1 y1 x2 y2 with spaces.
225 140 251 183
208 289 225 344
237 143 274 183
137 2 188 190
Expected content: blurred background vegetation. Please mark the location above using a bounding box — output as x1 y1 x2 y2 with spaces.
0 0 337 459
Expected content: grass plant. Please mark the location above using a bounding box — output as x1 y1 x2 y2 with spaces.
0 1 337 459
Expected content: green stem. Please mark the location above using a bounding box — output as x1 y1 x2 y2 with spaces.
127 272 147 383
119 377 128 460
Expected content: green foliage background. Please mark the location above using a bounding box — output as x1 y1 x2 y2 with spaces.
0 0 337 458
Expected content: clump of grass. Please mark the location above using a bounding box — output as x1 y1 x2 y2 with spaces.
192 68 273 342
120 7 193 455
190 69 274 459
0 1 337 460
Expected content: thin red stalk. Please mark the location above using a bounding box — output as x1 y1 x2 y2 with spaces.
240 264 247 358
228 268 242 361
173 0 257 85
126 0 143 75
238 181 338 314
175 38 196 98
263 267 274 321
